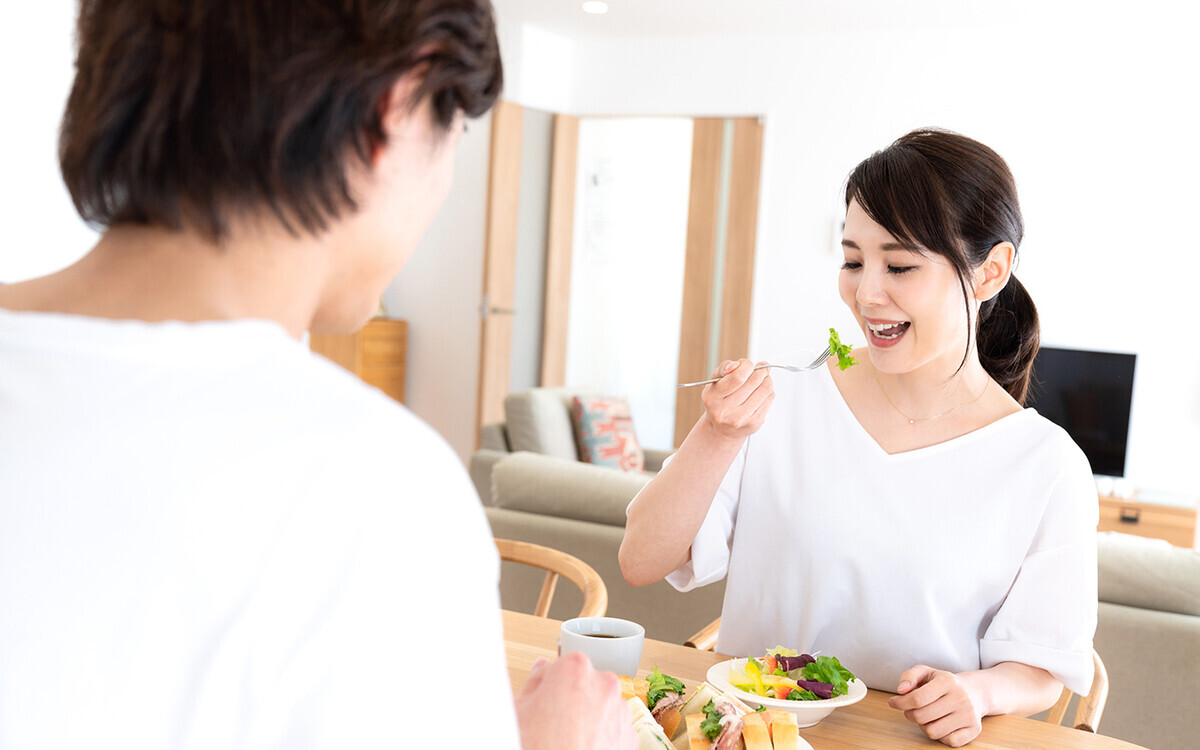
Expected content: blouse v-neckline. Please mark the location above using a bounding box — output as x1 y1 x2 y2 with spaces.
815 363 1034 461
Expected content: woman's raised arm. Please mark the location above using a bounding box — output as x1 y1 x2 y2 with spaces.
619 359 775 587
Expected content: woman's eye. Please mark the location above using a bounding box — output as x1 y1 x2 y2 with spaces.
888 265 917 275
840 261 862 271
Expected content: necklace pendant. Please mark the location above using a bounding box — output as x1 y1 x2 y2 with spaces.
908 418 915 425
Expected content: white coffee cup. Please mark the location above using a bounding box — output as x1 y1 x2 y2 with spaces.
558 616 645 675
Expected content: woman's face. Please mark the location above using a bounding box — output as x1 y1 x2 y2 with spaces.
838 198 977 378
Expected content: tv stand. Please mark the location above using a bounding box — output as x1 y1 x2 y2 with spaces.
1098 490 1198 548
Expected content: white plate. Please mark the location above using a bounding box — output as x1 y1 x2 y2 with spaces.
706 658 867 728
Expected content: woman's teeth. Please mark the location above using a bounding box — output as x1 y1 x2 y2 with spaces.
868 321 910 340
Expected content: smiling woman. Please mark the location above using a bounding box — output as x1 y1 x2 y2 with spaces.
621 128 1100 748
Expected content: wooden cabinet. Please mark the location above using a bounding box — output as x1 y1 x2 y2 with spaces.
1098 493 1198 548
309 318 408 403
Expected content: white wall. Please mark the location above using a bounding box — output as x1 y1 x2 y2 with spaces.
8 4 1197 496
510 107 554 393
498 7 1200 496
0 3 99 282
381 111 493 460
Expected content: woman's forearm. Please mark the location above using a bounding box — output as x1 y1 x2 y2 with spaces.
618 416 747 587
960 661 1063 718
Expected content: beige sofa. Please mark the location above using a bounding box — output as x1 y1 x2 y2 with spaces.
469 386 672 503
1088 532 1200 748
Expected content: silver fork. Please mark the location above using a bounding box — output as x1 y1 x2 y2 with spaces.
676 347 832 388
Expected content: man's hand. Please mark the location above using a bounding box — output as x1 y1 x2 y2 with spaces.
515 653 635 750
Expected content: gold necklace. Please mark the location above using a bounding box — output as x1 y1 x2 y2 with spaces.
874 369 990 425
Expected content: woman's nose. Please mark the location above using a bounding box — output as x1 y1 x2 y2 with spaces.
856 266 888 307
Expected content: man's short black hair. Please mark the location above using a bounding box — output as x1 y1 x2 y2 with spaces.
59 0 503 241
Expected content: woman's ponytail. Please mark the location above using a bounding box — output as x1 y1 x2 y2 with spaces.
978 274 1040 404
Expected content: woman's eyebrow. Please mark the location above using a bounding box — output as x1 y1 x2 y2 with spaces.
841 238 920 251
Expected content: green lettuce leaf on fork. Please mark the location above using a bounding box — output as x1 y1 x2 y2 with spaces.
828 328 858 371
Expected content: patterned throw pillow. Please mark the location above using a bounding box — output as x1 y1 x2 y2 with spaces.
571 396 645 472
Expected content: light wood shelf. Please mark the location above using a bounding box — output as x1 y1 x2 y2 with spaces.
309 318 407 403
1098 492 1198 548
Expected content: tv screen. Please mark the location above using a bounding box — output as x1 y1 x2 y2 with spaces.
1025 346 1136 478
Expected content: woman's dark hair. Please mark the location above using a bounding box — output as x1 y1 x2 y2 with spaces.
59 0 503 241
844 128 1040 404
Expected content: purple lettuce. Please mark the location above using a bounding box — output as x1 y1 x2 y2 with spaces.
775 653 816 672
797 679 835 699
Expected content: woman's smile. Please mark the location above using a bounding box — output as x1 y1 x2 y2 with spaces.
866 319 911 346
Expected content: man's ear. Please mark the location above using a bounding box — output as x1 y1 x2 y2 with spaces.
370 72 425 166
975 241 1015 302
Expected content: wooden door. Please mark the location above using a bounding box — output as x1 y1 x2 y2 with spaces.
475 100 524 441
539 113 580 387
673 117 764 447
508 113 764 449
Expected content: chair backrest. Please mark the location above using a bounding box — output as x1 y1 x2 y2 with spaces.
684 616 720 651
494 538 608 618
1044 650 1109 733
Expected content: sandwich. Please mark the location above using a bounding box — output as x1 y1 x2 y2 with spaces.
646 667 687 737
675 682 751 750
629 696 674 749
740 710 800 750
740 712 771 750
683 708 802 750
674 681 750 725
621 668 688 739
762 710 800 750
676 684 802 750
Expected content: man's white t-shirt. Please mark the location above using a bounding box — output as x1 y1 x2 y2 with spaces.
0 310 519 748
654 360 1098 695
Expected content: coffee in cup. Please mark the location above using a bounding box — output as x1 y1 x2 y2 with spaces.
558 616 645 675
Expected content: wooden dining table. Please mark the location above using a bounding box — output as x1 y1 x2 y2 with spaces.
502 611 1147 750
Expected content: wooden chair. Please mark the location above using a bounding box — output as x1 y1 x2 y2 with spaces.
684 616 720 651
1044 649 1109 733
495 538 608 618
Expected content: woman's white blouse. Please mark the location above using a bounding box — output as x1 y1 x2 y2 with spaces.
661 364 1098 695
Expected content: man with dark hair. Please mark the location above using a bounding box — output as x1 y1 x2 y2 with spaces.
0 1 632 747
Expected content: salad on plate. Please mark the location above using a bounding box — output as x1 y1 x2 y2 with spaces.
728 646 857 702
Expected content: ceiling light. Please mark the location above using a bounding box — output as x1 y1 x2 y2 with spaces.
582 1 608 14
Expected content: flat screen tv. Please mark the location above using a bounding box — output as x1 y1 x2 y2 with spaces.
1025 346 1136 478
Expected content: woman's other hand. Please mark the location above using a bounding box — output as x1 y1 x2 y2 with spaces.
515 653 636 750
888 666 984 747
701 359 775 441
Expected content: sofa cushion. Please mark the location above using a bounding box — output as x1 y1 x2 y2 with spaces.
572 395 645 472
504 388 593 460
1097 531 1200 616
491 451 651 527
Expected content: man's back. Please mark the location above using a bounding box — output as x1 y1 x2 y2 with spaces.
0 310 517 748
